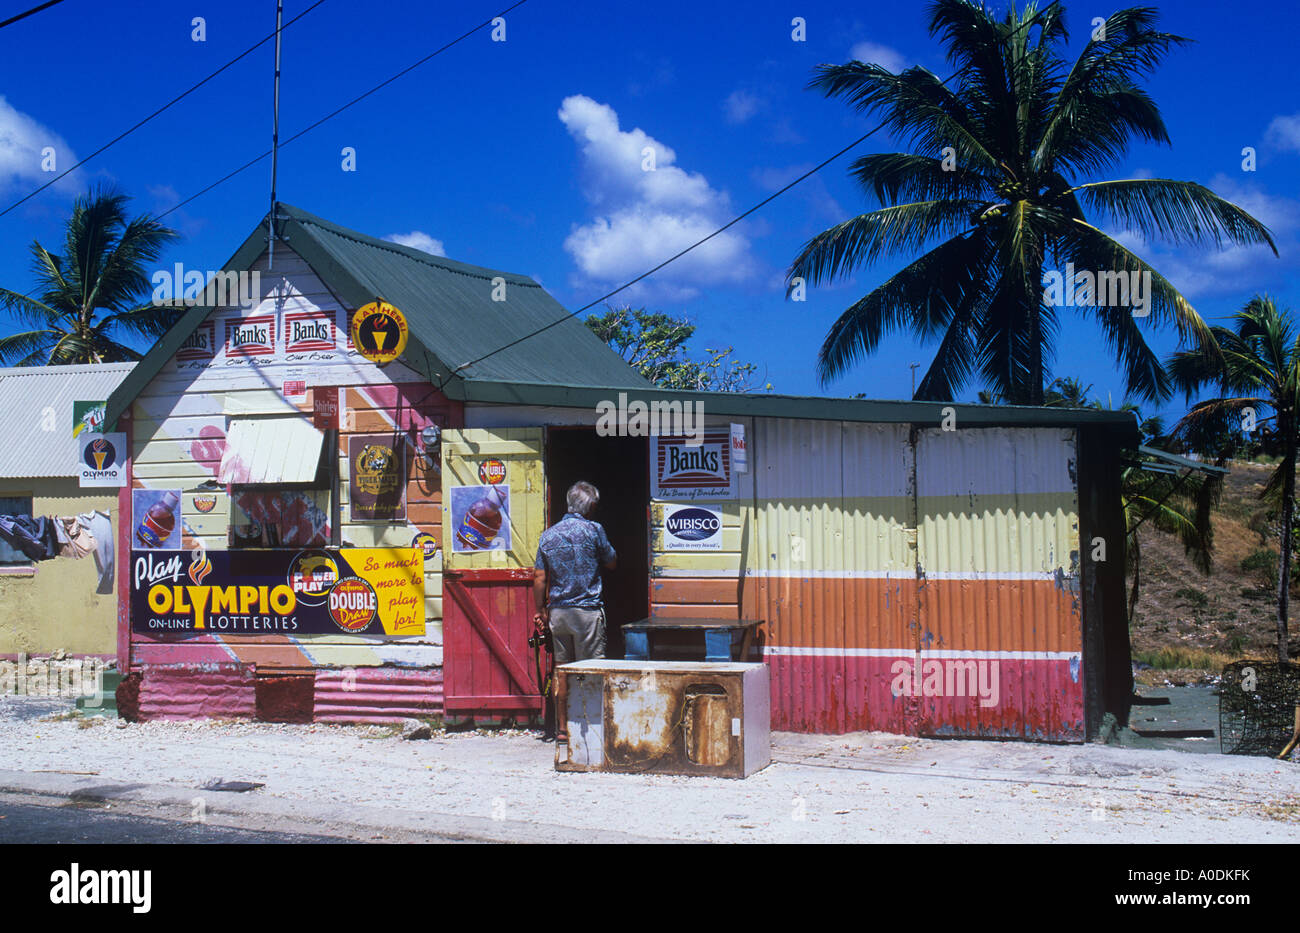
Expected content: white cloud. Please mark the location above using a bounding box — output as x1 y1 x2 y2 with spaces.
557 94 756 299
849 41 907 72
385 231 446 257
723 90 762 125
0 95 80 193
1265 113 1300 154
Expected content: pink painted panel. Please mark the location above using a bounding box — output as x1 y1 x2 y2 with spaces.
313 667 444 724
138 664 255 721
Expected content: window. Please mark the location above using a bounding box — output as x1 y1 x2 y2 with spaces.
228 424 336 549
0 495 35 571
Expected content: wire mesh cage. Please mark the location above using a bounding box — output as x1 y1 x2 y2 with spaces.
1219 660 1300 757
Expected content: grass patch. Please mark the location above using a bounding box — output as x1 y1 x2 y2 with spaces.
1261 797 1300 823
1132 647 1235 670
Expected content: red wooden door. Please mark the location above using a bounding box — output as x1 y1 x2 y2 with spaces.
442 568 543 717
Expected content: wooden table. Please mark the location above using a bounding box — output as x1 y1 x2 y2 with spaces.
621 617 764 663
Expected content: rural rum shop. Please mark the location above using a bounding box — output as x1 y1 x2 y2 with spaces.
105 204 1140 741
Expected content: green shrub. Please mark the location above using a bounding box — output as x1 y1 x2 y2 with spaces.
1173 587 1209 607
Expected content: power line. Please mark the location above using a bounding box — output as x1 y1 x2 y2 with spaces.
157 0 530 220
441 8 1055 387
0 0 66 30
0 0 328 219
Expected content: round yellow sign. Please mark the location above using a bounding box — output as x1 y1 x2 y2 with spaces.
351 301 409 364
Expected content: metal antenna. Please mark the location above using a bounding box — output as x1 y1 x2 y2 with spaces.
268 0 283 271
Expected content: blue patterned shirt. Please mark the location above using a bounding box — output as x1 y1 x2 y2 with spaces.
534 513 616 609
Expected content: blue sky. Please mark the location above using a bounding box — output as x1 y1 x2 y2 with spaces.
1 0 1298 424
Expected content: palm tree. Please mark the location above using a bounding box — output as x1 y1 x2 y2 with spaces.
787 0 1276 404
1120 449 1219 629
0 186 180 364
1169 295 1299 662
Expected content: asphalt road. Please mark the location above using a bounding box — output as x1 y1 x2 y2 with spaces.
0 793 354 844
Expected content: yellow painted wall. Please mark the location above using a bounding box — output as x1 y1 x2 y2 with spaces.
0 478 118 655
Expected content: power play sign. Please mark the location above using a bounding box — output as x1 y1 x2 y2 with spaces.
130 547 424 635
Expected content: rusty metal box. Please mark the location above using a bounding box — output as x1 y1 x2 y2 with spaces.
555 660 770 778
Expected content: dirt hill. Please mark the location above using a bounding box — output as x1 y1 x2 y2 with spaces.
1130 459 1298 670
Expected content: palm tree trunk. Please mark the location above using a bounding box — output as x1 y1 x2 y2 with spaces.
1127 541 1140 626
1277 443 1295 663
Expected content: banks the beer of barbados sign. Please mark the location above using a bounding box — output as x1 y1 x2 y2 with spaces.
131 547 425 636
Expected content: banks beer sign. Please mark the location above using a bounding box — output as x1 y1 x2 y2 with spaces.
130 547 425 635
284 310 336 353
225 314 275 356
651 432 737 500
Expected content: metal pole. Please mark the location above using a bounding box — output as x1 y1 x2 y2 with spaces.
269 0 283 271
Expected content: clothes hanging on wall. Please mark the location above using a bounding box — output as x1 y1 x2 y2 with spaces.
0 514 60 561
55 516 97 559
77 511 114 594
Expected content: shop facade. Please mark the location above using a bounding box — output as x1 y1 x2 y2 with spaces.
106 204 1137 741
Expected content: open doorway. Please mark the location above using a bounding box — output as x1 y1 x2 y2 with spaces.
544 428 649 660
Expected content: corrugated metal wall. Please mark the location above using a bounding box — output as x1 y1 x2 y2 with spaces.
915 428 1083 740
714 418 1085 741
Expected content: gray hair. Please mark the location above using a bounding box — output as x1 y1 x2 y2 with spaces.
566 481 599 517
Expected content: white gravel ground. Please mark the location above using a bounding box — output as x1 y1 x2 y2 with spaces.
2 698 1298 842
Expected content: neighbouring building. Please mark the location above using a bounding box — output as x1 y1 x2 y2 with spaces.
104 203 1140 741
0 363 131 662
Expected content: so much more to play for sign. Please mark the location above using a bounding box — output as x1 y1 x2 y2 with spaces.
130 547 425 635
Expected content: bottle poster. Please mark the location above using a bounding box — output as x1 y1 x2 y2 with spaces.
133 488 184 550
348 434 407 521
449 484 511 552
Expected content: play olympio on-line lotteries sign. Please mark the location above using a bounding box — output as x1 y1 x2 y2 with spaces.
662 504 723 551
130 546 425 636
77 431 127 488
650 432 737 500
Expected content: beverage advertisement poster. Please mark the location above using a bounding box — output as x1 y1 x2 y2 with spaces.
130 547 425 636
133 489 183 549
662 504 723 551
650 432 737 500
72 400 106 437
77 432 127 488
348 434 407 521
449 484 511 552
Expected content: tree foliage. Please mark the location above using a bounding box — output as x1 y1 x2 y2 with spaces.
0 186 181 365
586 305 771 392
787 0 1275 404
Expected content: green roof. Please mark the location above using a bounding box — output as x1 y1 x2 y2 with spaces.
106 202 648 425
460 380 1141 441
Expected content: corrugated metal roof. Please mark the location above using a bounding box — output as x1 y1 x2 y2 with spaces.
279 204 649 388
218 417 325 483
0 363 134 478
106 203 650 428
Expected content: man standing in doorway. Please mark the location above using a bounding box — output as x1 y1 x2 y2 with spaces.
533 481 617 742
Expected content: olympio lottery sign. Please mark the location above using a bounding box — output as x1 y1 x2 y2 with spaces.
130 547 424 636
